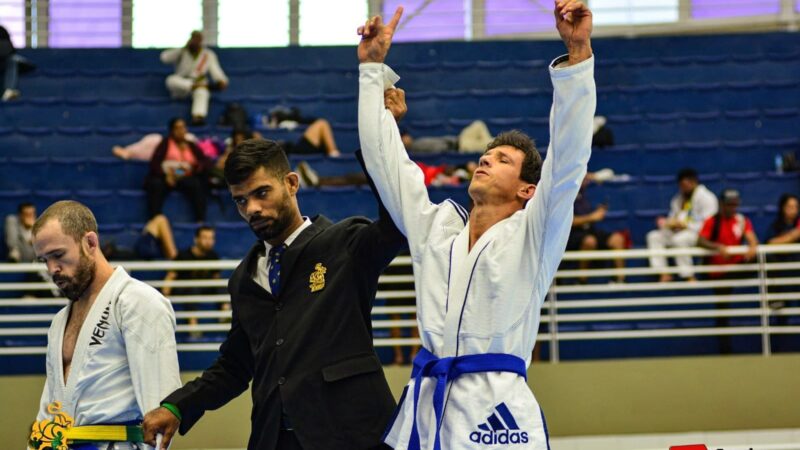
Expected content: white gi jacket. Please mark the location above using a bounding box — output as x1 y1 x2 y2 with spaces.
359 55 595 450
160 47 228 84
36 267 182 448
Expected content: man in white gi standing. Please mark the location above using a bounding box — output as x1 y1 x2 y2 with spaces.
29 200 181 450
161 31 228 126
357 1 595 448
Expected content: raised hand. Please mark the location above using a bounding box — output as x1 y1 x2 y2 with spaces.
357 7 404 64
554 0 593 65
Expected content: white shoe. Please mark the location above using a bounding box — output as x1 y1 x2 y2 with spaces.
2 89 20 101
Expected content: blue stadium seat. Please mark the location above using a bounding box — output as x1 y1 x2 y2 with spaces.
214 221 256 258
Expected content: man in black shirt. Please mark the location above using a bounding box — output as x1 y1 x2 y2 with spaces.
163 226 223 335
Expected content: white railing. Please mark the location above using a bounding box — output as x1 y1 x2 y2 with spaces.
0 246 798 361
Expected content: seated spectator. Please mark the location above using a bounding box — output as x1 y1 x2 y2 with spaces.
161 31 228 126
112 132 199 162
647 168 718 282
401 120 493 154
144 118 212 222
214 127 263 176
4 202 36 262
162 226 223 338
280 118 341 157
697 189 759 354
102 214 178 261
4 202 51 297
567 172 627 283
1 24 33 102
766 194 800 246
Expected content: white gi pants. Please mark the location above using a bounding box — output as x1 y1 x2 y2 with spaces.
165 74 210 118
646 228 698 278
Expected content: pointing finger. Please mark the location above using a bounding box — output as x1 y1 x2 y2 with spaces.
387 6 404 31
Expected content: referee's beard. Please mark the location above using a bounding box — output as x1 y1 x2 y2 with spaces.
249 189 296 242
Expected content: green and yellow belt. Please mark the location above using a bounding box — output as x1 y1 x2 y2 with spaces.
28 402 143 450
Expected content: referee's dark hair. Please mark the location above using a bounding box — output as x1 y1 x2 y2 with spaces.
224 138 290 186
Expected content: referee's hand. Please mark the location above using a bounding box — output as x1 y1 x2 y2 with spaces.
143 406 180 450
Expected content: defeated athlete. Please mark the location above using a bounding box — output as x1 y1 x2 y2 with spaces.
30 200 181 450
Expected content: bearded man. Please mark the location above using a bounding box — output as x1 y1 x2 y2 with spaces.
143 140 406 450
30 200 181 450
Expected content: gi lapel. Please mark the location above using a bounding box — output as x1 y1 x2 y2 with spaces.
51 309 69 404
441 220 507 357
60 268 124 414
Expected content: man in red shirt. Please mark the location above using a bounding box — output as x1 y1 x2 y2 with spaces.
698 189 759 268
697 189 759 354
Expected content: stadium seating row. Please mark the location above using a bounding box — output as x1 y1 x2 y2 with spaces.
4 80 799 127
16 53 800 97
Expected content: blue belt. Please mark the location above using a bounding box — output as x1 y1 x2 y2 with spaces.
408 347 527 450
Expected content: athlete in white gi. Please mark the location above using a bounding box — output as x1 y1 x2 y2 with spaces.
357 2 595 449
161 31 228 125
31 201 181 450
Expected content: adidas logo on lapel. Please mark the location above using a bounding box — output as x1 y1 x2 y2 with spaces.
309 263 327 292
469 402 529 445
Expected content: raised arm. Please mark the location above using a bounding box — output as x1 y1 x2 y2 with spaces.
357 7 447 254
526 1 596 285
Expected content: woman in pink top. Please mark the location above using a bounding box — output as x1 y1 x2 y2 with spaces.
144 118 212 222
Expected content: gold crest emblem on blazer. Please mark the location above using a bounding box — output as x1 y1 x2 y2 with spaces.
309 263 326 292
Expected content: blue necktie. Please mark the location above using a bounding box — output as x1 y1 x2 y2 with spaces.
268 244 287 296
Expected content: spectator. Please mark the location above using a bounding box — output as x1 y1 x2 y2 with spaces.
4 202 36 262
161 31 228 126
647 168 718 282
1 24 33 102
112 132 198 162
102 214 178 261
765 193 800 314
567 172 627 283
766 193 800 246
144 118 212 222
697 189 759 354
163 226 223 338
281 118 342 157
400 120 493 154
698 189 759 271
214 127 263 176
